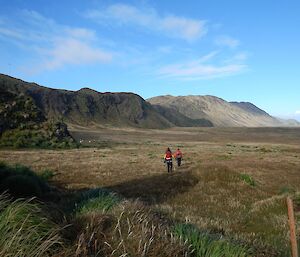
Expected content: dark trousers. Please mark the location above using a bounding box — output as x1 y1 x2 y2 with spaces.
176 157 182 167
166 160 172 173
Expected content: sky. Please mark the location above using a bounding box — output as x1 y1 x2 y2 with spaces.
0 0 299 120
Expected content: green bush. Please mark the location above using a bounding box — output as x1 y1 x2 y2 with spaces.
0 194 62 257
0 126 78 149
173 223 251 257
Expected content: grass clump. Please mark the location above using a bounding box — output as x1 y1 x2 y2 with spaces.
39 169 55 182
71 201 191 257
240 173 256 187
73 188 121 215
0 162 50 198
174 223 251 257
0 194 62 257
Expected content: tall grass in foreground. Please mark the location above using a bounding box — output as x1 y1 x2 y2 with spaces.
0 194 62 257
174 223 251 257
71 201 191 257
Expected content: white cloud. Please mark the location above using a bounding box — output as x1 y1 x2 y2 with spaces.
42 38 112 70
158 52 247 80
0 27 25 40
65 28 97 41
0 10 113 73
295 110 300 115
85 3 207 42
215 35 240 48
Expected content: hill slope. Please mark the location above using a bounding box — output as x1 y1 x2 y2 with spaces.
0 74 171 129
148 95 289 127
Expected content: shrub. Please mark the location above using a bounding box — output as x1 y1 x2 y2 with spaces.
0 194 62 257
0 175 42 198
0 162 50 198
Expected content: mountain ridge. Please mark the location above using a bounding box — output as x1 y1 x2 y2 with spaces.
0 74 172 129
1 74 298 128
148 95 299 127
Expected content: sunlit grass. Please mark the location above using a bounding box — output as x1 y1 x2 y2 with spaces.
0 194 62 257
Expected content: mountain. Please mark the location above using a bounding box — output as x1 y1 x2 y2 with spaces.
151 104 213 127
148 95 294 127
0 74 171 129
1 74 298 129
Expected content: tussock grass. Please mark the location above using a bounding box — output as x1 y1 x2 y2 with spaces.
174 223 251 257
240 173 256 187
74 188 121 215
71 201 191 257
0 194 62 257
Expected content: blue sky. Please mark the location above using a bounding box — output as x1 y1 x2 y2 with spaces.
0 0 299 120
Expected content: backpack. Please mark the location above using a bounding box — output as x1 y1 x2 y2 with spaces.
165 151 172 159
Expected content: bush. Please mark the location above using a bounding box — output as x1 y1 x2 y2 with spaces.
0 175 42 198
0 162 50 198
0 194 62 257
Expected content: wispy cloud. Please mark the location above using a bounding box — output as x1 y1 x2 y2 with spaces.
295 110 300 115
158 51 247 80
85 3 207 42
215 35 240 48
40 38 112 70
0 10 113 73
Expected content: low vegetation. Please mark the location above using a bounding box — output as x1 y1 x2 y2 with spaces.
240 173 256 187
174 223 251 257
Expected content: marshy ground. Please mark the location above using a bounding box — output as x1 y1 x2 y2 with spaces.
1 126 300 256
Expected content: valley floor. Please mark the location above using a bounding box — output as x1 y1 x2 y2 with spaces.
1 126 300 256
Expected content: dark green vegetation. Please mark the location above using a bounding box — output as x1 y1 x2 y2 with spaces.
0 162 50 198
0 79 77 148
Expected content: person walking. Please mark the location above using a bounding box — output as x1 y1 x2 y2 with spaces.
164 147 173 173
174 148 183 167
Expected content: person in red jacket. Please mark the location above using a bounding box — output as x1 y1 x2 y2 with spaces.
174 148 183 167
164 147 173 173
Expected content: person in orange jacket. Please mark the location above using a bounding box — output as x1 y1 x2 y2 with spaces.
164 147 173 173
174 148 183 167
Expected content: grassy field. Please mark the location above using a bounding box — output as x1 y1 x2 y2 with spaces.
1 126 300 256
